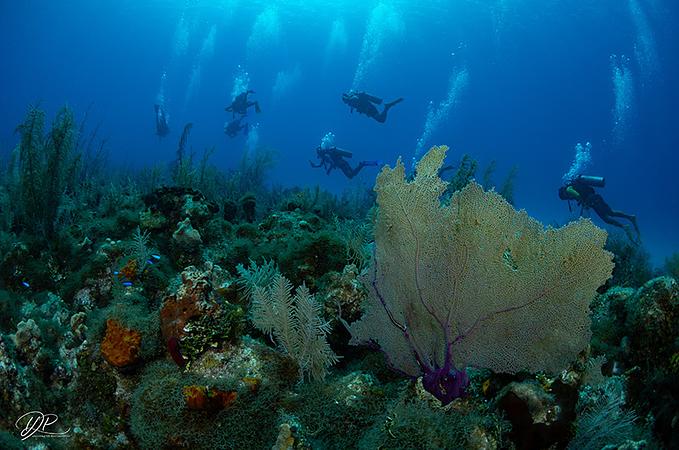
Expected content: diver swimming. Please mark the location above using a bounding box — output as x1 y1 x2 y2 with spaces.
154 103 170 137
341 91 403 123
226 90 261 118
224 116 249 138
310 133 379 179
559 175 640 243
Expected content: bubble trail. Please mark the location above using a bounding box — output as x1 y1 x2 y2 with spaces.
412 67 469 169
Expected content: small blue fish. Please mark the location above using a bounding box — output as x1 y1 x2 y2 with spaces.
151 254 161 260
147 259 154 265
21 281 30 288
122 281 133 287
113 271 120 275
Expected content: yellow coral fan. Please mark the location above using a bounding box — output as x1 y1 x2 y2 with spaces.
349 145 614 378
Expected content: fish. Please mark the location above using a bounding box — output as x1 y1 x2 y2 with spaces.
122 281 133 287
21 281 30 288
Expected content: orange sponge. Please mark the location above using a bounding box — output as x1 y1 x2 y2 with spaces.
101 319 142 367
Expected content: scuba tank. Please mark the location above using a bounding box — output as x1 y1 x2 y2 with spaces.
577 175 605 187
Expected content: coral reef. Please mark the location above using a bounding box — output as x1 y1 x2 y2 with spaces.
0 124 674 449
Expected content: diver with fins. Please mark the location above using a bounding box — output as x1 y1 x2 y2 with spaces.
154 103 170 137
226 90 261 118
559 175 640 243
310 133 379 179
224 116 249 138
341 91 403 123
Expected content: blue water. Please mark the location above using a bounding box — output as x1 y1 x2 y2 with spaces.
1 0 677 263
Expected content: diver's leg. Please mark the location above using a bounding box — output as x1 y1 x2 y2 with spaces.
599 215 625 228
385 97 404 108
248 101 261 113
610 210 640 235
376 98 404 123
346 161 378 178
337 160 359 179
344 164 361 179
599 213 637 243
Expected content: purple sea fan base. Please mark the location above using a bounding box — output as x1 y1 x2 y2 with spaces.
422 364 469 404
368 260 471 404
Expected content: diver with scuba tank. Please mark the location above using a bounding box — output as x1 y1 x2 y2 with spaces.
310 132 380 179
559 175 640 243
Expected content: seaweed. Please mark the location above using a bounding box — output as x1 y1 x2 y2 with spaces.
13 105 77 238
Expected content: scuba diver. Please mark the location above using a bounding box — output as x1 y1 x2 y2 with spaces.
154 104 170 137
559 175 640 242
341 91 403 124
224 117 249 138
309 145 379 179
225 90 261 118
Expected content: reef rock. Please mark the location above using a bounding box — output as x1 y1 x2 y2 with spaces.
322 264 368 324
497 380 576 449
143 186 218 228
160 265 218 342
173 218 202 247
625 276 678 367
12 318 42 363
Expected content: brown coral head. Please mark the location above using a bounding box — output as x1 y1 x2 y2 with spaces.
183 385 238 411
100 319 142 368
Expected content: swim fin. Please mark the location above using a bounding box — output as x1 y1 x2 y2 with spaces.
385 98 404 109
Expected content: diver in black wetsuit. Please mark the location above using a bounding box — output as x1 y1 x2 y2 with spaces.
154 104 170 137
310 146 379 179
225 90 261 118
559 175 640 242
224 116 249 138
341 91 403 123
